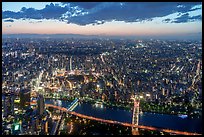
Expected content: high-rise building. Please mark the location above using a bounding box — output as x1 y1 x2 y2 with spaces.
196 59 201 75
162 88 165 96
31 117 38 132
70 56 72 71
10 96 15 115
41 120 48 135
48 117 53 134
37 94 45 116
19 89 30 109
3 95 14 117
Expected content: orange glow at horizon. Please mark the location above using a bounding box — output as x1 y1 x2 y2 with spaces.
2 19 202 37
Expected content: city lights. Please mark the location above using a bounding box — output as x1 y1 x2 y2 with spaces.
2 2 202 135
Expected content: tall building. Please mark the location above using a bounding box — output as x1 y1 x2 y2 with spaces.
70 56 72 71
31 117 38 132
162 88 165 96
41 120 48 135
3 95 14 117
196 60 201 75
37 94 45 116
10 96 15 115
19 89 30 109
47 117 53 134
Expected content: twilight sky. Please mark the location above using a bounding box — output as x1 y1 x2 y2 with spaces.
2 2 202 39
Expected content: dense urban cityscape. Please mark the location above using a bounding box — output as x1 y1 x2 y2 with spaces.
2 1 202 136
2 38 202 135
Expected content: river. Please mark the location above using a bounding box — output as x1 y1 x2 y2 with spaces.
45 99 202 134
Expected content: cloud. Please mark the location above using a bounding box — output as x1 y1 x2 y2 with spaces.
62 2 101 9
189 15 202 21
162 18 171 23
66 2 202 25
172 13 189 23
29 20 43 24
3 3 71 20
2 2 202 25
171 13 202 23
4 19 14 22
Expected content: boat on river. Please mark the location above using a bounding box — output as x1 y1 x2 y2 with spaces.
94 101 104 108
178 114 188 119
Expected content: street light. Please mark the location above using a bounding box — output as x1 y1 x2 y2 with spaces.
146 94 150 97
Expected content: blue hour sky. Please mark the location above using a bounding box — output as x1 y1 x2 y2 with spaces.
2 2 202 39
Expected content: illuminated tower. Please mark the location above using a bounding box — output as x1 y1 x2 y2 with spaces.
70 56 72 71
131 95 140 135
192 59 202 87
196 59 201 75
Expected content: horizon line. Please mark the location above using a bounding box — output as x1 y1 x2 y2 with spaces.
2 33 202 40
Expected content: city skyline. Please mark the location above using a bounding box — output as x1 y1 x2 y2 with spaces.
2 2 202 40
2 38 202 135
2 2 202 135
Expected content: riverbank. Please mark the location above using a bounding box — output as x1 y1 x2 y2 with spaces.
44 96 201 119
44 97 202 134
81 98 202 119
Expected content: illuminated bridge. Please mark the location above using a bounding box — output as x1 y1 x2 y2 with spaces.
67 98 79 111
45 104 201 135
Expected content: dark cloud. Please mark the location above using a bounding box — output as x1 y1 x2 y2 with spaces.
4 19 14 22
66 2 202 25
2 2 202 25
172 13 202 23
176 2 202 12
3 3 71 20
189 15 202 21
173 13 190 23
162 18 171 23
62 2 101 9
40 3 69 19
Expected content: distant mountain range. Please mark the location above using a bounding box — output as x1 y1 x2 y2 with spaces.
2 33 202 40
2 34 105 39
2 33 140 40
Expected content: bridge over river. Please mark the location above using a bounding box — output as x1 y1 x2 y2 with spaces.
45 103 201 135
